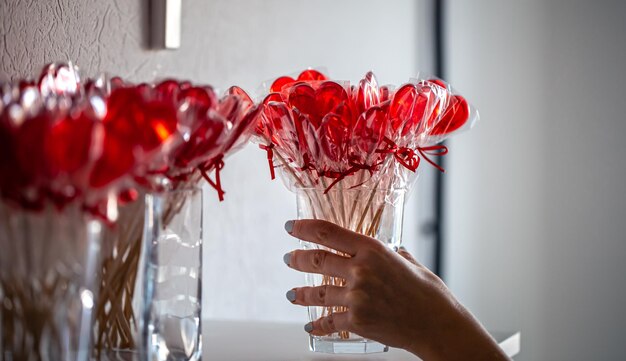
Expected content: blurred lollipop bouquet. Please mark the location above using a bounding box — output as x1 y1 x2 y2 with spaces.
255 69 477 345
0 63 124 218
0 63 258 358
0 63 143 359
89 77 257 352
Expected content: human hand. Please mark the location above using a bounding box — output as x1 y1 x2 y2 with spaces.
283 219 510 361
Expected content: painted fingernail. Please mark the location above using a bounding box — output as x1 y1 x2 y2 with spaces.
286 289 296 302
283 252 292 266
284 220 294 234
304 322 313 333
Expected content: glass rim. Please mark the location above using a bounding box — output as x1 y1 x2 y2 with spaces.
294 186 408 192
147 184 203 194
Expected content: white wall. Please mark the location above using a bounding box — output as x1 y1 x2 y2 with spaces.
444 1 626 360
0 0 428 323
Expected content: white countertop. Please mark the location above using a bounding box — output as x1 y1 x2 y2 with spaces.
204 320 520 361
103 320 520 360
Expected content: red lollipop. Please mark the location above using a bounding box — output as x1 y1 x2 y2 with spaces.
291 108 316 168
46 112 95 175
430 95 469 136
180 86 216 121
297 69 327 82
173 115 225 169
351 104 388 161
0 119 16 199
327 101 354 132
219 103 260 156
103 87 143 138
389 84 428 137
263 93 285 104
261 101 294 148
89 130 136 188
379 86 391 102
428 78 448 90
270 76 296 93
105 87 177 153
38 63 80 97
227 86 254 108
288 83 316 117
314 81 349 128
141 100 178 151
216 95 243 124
154 80 182 101
355 71 380 116
256 93 284 137
319 113 350 170
15 114 49 187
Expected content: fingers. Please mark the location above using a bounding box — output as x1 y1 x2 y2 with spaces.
305 312 350 336
285 219 374 256
285 249 350 278
287 285 348 307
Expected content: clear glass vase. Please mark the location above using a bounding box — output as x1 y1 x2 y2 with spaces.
0 202 105 361
140 187 203 361
93 197 146 357
295 187 406 354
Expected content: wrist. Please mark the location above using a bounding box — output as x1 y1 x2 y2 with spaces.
407 304 508 361
409 308 468 360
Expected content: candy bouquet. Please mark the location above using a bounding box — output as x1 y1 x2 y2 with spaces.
90 77 258 356
0 63 150 360
256 69 477 353
0 62 258 359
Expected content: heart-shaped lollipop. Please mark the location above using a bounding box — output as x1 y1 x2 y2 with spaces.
351 103 388 159
314 81 350 128
46 112 95 176
15 113 49 187
298 69 327 82
354 71 381 116
89 130 136 188
429 95 469 136
389 83 429 137
270 76 296 93
288 83 317 120
319 112 351 170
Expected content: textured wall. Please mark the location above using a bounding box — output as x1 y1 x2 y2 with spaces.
0 0 423 90
444 1 626 360
1 0 425 322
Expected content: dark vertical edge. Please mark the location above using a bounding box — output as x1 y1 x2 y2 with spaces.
433 0 446 279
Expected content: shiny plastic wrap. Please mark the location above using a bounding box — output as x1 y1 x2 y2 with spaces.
255 69 478 196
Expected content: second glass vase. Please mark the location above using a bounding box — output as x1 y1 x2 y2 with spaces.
140 187 203 361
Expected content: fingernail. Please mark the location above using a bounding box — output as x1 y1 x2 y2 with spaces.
286 289 296 302
283 252 292 266
284 220 294 234
304 322 313 333
398 246 407 252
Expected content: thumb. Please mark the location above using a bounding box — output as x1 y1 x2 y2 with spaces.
398 246 420 266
